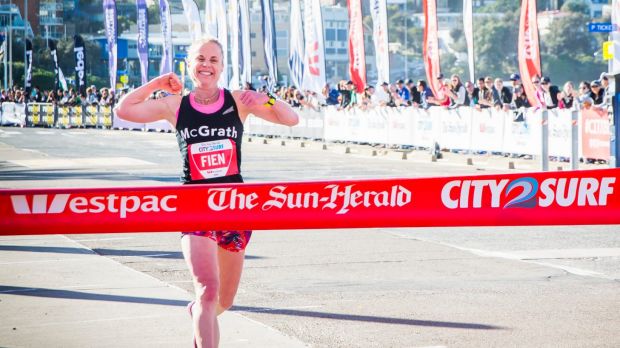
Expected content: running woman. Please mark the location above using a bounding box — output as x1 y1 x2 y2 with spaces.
114 38 299 348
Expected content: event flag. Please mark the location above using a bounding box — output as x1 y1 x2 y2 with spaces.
423 0 441 96
181 0 203 42
204 0 228 87
229 0 240 89
73 35 87 97
463 0 475 83
103 0 117 91
288 0 304 89
518 0 542 107
239 0 252 86
48 39 68 92
261 0 278 91
370 0 389 86
302 0 326 94
136 0 149 85
25 39 33 95
347 0 366 93
159 0 173 75
204 0 218 37
215 0 228 87
611 0 620 73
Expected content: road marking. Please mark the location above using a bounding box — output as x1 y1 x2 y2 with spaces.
35 131 55 135
388 232 616 280
8 157 155 169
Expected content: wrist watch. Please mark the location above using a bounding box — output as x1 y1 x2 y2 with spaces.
264 92 276 107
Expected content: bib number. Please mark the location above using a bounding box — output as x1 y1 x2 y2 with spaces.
189 139 239 180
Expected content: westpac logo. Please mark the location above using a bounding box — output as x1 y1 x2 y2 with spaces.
441 176 616 209
10 193 177 218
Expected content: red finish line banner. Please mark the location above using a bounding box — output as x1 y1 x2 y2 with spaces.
1 169 619 235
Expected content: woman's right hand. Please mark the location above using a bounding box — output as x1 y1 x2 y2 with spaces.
156 73 182 94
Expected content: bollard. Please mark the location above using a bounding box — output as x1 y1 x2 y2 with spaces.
571 110 579 170
541 110 549 172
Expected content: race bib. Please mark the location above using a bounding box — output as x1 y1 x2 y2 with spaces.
189 139 239 180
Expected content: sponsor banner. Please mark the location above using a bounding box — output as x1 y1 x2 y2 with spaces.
470 108 504 152
386 107 415 146
2 169 618 235
411 108 438 149
502 109 541 155
581 108 611 160
159 0 173 75
437 108 472 150
136 0 149 85
288 0 305 89
74 35 87 96
302 0 326 94
463 0 475 82
347 0 366 92
103 0 118 91
423 0 441 97
548 109 572 158
261 0 278 91
518 0 542 107
370 0 390 86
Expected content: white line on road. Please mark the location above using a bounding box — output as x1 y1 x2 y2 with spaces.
72 237 135 242
9 157 156 169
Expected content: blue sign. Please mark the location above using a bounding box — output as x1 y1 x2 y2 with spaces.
588 22 617 33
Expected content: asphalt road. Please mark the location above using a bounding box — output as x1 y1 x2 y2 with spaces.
1 127 619 347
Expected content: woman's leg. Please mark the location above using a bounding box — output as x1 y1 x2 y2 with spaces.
182 235 220 348
216 248 246 315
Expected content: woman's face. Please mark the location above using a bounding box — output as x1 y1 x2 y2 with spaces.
187 41 224 87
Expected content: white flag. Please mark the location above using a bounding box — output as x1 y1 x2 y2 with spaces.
239 0 252 86
216 0 228 87
612 0 620 73
288 0 304 89
370 0 389 85
229 0 240 89
181 0 203 42
463 0 475 82
302 0 326 94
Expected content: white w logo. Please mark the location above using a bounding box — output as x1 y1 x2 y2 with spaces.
10 194 70 214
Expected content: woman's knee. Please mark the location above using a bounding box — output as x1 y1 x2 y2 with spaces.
194 276 220 304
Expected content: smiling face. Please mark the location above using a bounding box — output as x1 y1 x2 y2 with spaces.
187 39 224 88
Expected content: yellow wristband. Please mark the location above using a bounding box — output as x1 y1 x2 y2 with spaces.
264 93 276 107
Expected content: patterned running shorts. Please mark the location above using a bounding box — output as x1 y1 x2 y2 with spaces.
181 230 252 252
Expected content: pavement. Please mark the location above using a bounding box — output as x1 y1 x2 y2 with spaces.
0 234 307 348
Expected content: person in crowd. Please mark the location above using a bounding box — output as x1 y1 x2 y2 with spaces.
600 73 609 94
413 80 433 109
511 86 531 110
374 82 391 106
590 80 605 106
14 89 25 104
322 83 339 106
99 88 114 107
445 74 467 108
534 76 556 109
464 81 477 107
87 87 98 105
46 90 56 104
114 38 298 348
407 79 420 105
59 90 70 105
577 81 592 107
492 78 512 110
395 79 410 104
347 81 358 109
558 82 576 109
477 77 494 109
338 80 353 109
509 73 522 95
427 74 450 107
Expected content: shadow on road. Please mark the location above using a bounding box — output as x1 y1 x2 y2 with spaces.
231 305 506 330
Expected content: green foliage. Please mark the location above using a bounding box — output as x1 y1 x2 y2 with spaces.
472 9 520 79
561 0 590 15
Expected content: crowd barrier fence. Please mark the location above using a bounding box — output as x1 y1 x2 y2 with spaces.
0 103 611 161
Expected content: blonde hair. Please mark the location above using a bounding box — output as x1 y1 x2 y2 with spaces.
186 37 224 85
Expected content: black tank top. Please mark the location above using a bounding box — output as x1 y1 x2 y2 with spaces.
175 89 244 184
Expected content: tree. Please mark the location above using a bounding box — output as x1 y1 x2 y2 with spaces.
472 8 520 79
560 0 589 15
